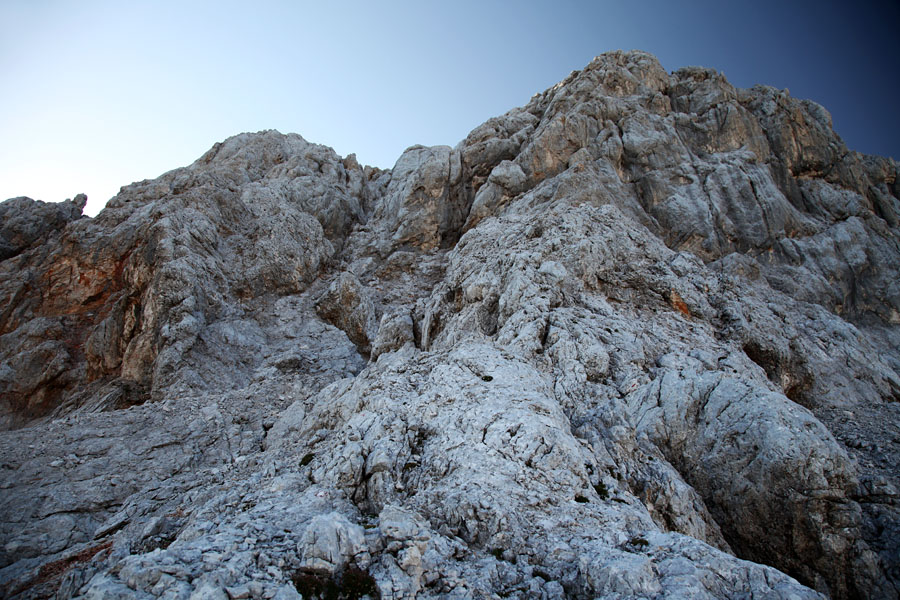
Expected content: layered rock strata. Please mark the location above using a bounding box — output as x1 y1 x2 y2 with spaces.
1 51 898 599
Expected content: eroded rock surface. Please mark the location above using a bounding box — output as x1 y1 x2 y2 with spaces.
1 50 898 599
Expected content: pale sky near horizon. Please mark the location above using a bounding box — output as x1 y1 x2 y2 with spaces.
2 0 898 217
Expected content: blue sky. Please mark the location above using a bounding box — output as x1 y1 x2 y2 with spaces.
2 0 898 216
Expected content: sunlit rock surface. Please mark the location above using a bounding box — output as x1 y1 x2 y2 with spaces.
1 51 898 600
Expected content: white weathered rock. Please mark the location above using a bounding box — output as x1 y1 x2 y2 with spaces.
370 313 415 360
297 513 366 574
1 50 899 600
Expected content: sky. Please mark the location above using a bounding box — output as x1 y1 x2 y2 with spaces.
2 1 898 217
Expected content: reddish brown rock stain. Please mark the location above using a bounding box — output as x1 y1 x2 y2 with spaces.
669 290 691 317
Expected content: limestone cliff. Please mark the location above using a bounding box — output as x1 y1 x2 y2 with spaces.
1 51 898 600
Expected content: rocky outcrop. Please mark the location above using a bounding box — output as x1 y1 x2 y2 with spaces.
1 51 898 599
0 133 369 429
0 194 86 261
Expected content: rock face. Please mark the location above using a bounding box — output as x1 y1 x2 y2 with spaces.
1 50 898 599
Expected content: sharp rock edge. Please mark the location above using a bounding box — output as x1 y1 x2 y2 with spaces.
1 50 899 600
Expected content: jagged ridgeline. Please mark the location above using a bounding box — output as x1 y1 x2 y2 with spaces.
1 50 898 600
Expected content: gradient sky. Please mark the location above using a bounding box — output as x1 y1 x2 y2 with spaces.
2 0 898 216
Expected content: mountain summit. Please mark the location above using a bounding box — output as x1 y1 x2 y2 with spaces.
1 50 898 599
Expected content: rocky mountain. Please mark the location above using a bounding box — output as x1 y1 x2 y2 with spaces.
1 50 898 600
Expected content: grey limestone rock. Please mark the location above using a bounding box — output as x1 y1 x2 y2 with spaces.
316 272 377 354
1 50 899 600
296 512 367 574
370 312 415 360
0 194 85 261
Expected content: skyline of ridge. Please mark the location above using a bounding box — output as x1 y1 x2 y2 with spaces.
2 0 898 217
